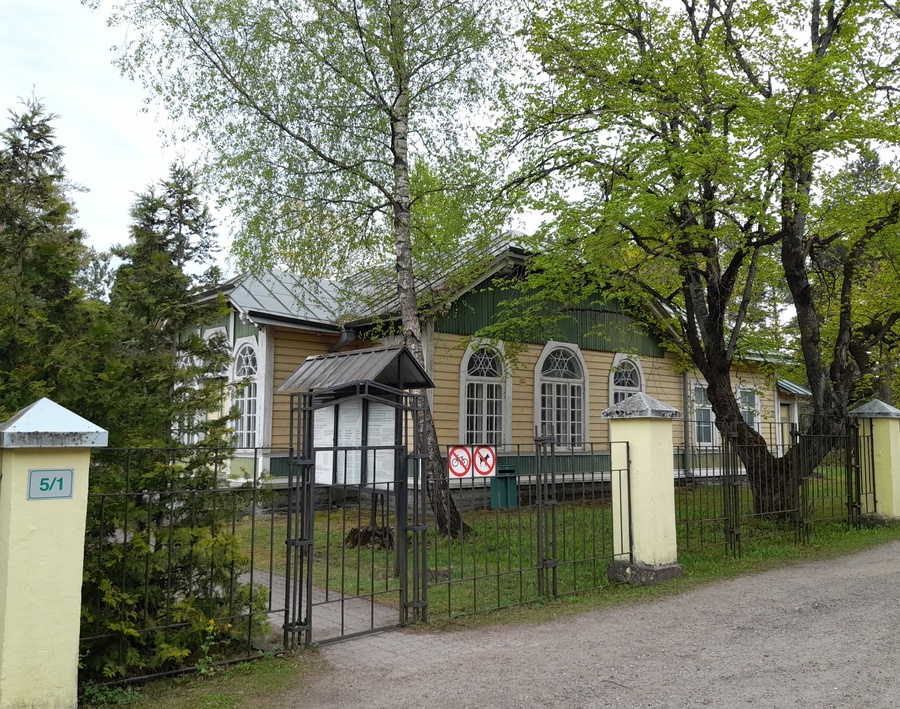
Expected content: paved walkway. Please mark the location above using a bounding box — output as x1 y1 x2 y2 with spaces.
251 571 399 646
287 541 900 708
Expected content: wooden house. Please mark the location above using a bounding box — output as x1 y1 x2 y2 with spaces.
199 241 809 477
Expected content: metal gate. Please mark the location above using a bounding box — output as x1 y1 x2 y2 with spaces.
530 435 631 600
282 384 429 647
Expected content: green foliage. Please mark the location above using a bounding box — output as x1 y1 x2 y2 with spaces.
79 166 250 683
102 163 232 448
81 682 141 706
0 99 96 417
111 0 511 290
80 449 269 684
500 0 900 423
811 153 900 402
0 104 245 686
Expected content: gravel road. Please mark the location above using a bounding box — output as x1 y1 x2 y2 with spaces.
286 541 900 708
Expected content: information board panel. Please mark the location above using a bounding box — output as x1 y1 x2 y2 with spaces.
314 400 397 485
367 402 396 483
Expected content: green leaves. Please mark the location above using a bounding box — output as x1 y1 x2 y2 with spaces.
113 0 512 283
0 100 93 418
504 0 900 418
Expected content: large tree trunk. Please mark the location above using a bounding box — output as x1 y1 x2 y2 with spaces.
389 15 466 536
703 363 842 517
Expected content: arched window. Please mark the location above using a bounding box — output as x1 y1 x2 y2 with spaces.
610 354 644 405
462 345 506 446
234 344 258 448
537 344 586 446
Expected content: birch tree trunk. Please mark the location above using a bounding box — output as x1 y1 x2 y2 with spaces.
390 1 467 536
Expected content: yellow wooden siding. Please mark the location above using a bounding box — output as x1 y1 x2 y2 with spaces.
430 333 465 445
270 328 340 448
430 334 783 450
267 326 784 452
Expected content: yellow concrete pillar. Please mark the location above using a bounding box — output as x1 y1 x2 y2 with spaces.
849 400 900 518
0 398 107 709
602 393 684 585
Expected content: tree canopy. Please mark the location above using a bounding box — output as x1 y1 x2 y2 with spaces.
106 163 230 447
111 0 514 535
485 0 900 513
504 0 900 426
0 100 96 417
111 0 509 279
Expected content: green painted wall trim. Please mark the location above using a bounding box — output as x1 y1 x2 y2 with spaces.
435 284 664 357
233 316 259 342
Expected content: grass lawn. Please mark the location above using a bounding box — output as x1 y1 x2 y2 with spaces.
235 498 622 617
234 473 877 618
82 651 327 709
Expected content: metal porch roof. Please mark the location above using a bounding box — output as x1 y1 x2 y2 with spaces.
278 345 435 393
220 270 343 327
777 379 812 396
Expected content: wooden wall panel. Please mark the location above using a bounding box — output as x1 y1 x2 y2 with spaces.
269 328 339 449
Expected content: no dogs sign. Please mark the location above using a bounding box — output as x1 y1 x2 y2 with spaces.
473 446 497 476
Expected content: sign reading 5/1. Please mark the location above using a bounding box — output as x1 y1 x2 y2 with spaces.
28 469 74 500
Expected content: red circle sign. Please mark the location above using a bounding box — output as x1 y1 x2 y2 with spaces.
448 446 472 477
473 445 496 476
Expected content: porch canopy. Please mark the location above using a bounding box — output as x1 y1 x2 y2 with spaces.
278 344 434 404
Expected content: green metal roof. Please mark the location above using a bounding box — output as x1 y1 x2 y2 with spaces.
777 379 812 396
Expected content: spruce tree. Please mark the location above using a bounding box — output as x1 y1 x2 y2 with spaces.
81 166 249 683
108 163 229 447
0 100 92 416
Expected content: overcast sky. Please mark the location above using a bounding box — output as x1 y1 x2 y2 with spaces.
0 1 186 254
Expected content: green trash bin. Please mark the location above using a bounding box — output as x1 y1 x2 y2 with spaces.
490 465 518 509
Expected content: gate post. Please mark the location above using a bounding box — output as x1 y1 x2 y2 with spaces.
848 399 900 519
0 398 107 709
602 393 684 586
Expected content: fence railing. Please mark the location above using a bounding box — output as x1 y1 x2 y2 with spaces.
79 447 290 686
82 420 874 683
425 441 630 620
674 419 872 555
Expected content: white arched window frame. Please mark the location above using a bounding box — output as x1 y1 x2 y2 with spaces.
233 342 258 449
459 342 511 448
203 326 229 377
535 342 589 447
609 353 645 406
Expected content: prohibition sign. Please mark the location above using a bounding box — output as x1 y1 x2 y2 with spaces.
473 445 497 476
448 445 472 477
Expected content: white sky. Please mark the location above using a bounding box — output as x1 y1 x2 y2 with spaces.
0 1 539 266
0 1 184 254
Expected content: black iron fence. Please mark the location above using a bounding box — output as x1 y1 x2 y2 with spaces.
674 419 875 556
81 418 877 683
428 440 631 619
80 447 291 687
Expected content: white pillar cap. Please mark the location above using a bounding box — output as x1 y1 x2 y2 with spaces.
847 399 900 419
0 398 108 448
601 392 682 420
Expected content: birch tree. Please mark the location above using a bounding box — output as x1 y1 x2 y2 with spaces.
110 0 511 534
